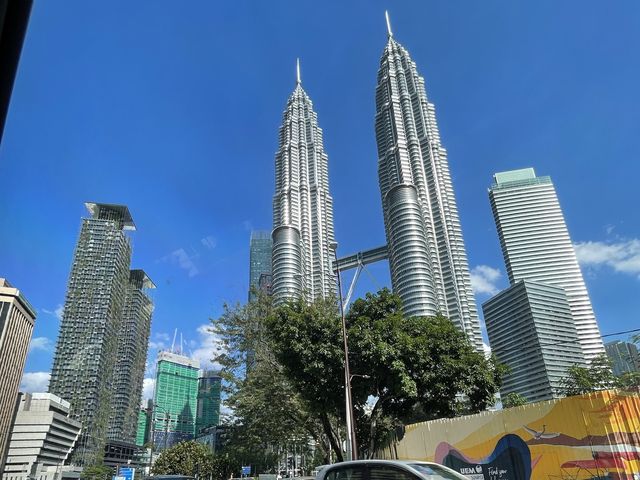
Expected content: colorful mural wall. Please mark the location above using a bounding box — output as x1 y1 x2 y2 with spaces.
378 390 640 480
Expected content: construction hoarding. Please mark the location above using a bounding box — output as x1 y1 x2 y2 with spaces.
378 390 640 480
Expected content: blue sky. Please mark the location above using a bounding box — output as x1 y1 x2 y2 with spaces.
2 1 639 397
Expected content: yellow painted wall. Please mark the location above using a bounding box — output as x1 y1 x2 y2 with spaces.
378 390 640 480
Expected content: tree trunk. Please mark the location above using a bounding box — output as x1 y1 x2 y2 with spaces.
320 413 343 462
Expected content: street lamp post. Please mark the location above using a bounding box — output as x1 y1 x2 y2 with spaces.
330 241 357 461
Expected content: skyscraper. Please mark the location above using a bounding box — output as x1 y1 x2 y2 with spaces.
107 270 155 444
195 372 221 434
483 280 585 402
0 279 36 472
49 203 135 465
374 13 482 348
605 341 640 377
248 231 272 301
152 351 199 451
272 61 336 303
488 168 605 362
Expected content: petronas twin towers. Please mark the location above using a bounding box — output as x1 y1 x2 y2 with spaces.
272 60 336 302
272 14 482 349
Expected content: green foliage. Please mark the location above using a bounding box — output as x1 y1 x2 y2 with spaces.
212 289 505 461
80 465 112 480
619 371 640 390
151 441 214 477
211 292 330 467
502 392 528 408
561 354 618 396
210 453 241 480
266 288 505 458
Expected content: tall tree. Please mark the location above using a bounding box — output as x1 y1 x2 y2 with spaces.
266 289 505 458
211 292 334 464
561 354 619 396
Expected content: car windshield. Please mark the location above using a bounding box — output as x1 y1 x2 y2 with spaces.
408 464 463 480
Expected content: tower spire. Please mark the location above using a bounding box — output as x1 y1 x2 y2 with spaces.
296 58 301 85
385 10 393 37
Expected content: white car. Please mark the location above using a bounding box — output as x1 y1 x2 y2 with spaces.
315 460 468 480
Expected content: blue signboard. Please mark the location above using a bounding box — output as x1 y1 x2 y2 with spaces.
241 466 251 476
119 467 135 480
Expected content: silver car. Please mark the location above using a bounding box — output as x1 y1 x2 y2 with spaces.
315 460 468 480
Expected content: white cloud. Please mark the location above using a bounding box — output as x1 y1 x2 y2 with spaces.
142 378 155 404
242 220 253 232
20 372 51 392
29 337 53 353
201 236 217 250
482 343 492 359
190 323 223 371
574 239 640 277
470 265 503 296
42 304 64 321
162 248 199 277
149 331 170 351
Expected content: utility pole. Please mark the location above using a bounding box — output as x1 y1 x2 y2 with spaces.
330 242 357 460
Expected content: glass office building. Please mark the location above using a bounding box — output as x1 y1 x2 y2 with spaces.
483 280 585 402
489 169 605 362
195 371 222 434
249 231 272 301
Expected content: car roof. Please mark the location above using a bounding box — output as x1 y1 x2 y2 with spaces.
323 460 441 468
317 460 464 479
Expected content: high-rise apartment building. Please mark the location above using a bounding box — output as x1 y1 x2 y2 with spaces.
272 61 336 303
0 279 36 472
373 14 482 349
107 270 155 444
248 231 272 301
488 168 605 362
2 393 81 480
483 280 585 402
605 341 640 377
152 352 199 451
49 203 135 465
195 372 221 434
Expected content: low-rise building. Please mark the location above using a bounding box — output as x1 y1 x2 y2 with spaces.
2 393 80 480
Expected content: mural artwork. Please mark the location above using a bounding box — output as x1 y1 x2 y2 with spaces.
379 390 640 480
